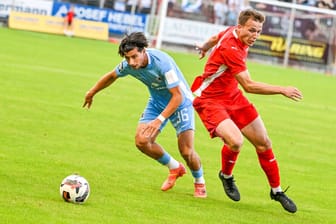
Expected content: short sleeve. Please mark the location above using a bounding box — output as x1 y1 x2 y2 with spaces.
114 60 129 77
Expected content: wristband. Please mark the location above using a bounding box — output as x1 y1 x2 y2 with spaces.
157 114 165 122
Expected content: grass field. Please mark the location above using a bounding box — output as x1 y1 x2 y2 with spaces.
0 27 335 224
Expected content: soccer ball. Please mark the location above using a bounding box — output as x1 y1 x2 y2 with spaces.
60 174 90 204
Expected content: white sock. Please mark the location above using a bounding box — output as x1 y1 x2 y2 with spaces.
194 176 205 184
272 186 282 194
167 157 179 170
223 174 232 179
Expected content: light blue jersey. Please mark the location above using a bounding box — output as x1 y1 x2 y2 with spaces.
115 48 194 110
115 48 195 134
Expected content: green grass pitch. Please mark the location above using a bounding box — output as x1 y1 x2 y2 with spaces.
0 27 335 224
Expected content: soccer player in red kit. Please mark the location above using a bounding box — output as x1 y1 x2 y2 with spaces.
191 9 302 213
64 5 75 37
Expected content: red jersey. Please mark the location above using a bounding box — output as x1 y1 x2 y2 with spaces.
191 26 249 101
66 10 75 22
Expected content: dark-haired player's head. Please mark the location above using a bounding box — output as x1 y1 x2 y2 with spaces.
118 32 149 57
118 32 150 69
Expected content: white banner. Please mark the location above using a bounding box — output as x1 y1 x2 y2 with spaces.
0 0 53 18
161 17 226 46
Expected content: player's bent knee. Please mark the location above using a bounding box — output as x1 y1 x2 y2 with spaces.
180 150 199 163
135 136 149 150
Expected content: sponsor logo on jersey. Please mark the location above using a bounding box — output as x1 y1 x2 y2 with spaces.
165 69 178 85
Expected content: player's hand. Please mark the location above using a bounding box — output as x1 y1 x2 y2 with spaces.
283 87 303 101
83 91 94 109
141 119 161 138
195 43 206 59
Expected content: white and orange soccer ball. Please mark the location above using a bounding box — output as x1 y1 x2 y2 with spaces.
60 174 90 204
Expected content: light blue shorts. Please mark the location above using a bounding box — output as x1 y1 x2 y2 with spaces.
139 99 195 135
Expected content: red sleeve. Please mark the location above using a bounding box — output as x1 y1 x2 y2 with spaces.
217 30 226 40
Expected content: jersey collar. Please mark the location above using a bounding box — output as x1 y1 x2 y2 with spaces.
145 50 152 68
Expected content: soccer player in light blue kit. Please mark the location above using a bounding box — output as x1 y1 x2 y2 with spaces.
83 32 206 198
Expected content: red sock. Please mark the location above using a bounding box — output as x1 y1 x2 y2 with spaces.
221 145 239 175
257 149 280 188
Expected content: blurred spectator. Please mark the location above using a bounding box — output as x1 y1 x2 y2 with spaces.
126 0 138 12
114 0 126 11
139 0 152 14
213 0 228 25
316 0 336 9
297 0 317 6
202 0 215 23
228 0 250 11
240 0 251 10
167 0 176 16
226 0 240 25
300 19 328 41
181 0 202 13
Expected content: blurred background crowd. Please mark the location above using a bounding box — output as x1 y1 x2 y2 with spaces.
59 0 336 25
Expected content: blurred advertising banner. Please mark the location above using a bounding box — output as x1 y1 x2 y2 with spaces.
51 2 147 35
160 16 328 65
9 11 108 41
161 17 225 45
0 0 52 18
249 2 333 65
250 34 328 64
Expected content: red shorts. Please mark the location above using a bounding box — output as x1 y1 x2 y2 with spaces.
193 96 258 138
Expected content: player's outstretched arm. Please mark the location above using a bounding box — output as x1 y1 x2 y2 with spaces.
195 34 219 59
236 70 303 101
83 70 118 109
